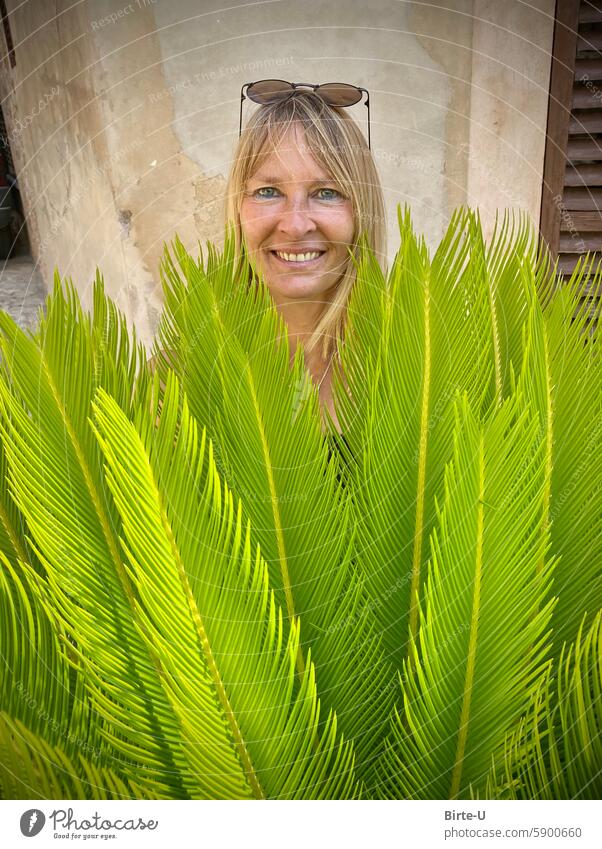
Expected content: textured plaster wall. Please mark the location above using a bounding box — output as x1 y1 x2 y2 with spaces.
152 0 454 260
0 0 555 345
0 2 158 344
466 0 556 240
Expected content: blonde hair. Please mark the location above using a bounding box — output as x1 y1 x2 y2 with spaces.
224 90 386 360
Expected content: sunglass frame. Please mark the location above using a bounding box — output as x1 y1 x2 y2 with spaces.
238 79 371 149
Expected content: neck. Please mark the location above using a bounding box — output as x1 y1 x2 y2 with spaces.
273 297 327 370
276 297 326 341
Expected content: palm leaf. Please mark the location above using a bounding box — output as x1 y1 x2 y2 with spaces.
483 209 547 398
335 206 506 672
0 715 145 800
152 230 393 785
0 438 38 570
0 553 74 742
512 295 554 585
91 373 358 799
0 209 597 802
0 552 135 797
510 250 601 653
376 388 556 798
484 611 601 799
0 280 194 797
541 265 602 650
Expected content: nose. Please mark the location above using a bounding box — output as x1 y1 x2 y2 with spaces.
277 194 317 238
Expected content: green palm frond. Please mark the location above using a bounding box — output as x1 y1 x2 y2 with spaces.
0 551 127 797
376 388 556 799
542 265 602 650
0 436 38 571
0 270 148 575
152 228 393 785
0 279 192 797
484 611 602 799
91 373 358 799
509 249 601 654
0 715 144 800
0 553 73 743
335 206 509 670
0 207 598 801
512 295 554 585
483 209 548 397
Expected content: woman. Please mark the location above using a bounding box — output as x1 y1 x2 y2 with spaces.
224 81 386 432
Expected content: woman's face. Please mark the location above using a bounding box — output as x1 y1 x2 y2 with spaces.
239 124 355 307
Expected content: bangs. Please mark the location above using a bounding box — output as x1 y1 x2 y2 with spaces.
239 102 358 212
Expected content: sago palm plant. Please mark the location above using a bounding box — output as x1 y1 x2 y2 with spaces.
0 207 599 800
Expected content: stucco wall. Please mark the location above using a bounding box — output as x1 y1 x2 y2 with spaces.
0 0 555 346
466 0 556 238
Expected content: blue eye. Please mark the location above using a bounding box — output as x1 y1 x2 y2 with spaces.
254 187 279 198
250 186 343 200
316 188 341 200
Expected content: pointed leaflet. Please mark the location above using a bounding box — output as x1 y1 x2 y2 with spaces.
92 375 358 799
0 272 144 572
335 207 497 670
0 437 38 571
482 210 544 401
0 549 110 774
0 280 197 797
542 267 602 650
0 715 144 800
496 243 601 654
513 293 554 584
483 611 602 799
154 231 392 784
0 554 77 747
376 390 556 799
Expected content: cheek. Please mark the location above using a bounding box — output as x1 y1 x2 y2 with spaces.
240 201 278 246
328 208 355 252
239 200 257 242
322 200 354 237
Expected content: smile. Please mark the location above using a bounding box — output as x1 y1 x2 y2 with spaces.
271 250 326 265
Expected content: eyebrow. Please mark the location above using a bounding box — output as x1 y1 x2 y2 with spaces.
247 174 335 185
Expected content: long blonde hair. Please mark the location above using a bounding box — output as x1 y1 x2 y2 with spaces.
224 90 386 359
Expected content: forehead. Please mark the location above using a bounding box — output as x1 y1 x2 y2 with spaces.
249 126 332 183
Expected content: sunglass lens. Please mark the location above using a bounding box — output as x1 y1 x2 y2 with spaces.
246 79 293 103
316 83 362 106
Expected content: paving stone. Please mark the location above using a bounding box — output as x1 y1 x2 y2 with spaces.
0 254 46 330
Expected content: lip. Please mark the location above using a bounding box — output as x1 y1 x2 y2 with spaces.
269 249 326 268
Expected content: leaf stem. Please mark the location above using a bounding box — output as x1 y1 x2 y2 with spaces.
244 361 305 681
450 431 485 798
409 271 431 646
157 485 265 800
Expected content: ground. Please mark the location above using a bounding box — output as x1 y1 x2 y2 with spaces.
0 253 46 329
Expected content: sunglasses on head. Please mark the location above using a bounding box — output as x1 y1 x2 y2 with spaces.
239 79 371 149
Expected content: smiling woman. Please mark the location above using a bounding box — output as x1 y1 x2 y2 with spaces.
241 136 355 308
224 84 386 427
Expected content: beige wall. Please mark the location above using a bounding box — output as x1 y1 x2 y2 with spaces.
0 0 555 346
465 0 556 237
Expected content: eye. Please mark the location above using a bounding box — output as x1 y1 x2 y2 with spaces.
253 186 280 199
315 187 343 200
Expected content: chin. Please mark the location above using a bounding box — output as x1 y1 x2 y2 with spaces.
272 277 331 300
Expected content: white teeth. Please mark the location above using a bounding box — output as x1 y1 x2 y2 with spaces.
274 251 322 262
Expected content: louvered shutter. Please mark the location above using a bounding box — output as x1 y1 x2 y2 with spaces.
540 0 602 287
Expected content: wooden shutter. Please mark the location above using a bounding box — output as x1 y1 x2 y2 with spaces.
540 0 602 288
0 1 15 69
